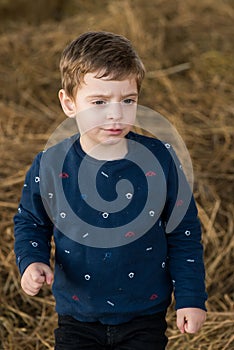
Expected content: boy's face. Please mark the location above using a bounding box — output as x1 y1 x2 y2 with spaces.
59 72 138 155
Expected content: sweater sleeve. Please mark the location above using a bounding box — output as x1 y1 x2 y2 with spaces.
162 146 207 311
14 153 54 276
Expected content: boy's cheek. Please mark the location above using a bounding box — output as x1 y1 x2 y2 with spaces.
75 106 106 125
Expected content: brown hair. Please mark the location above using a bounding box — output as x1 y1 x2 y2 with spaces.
59 31 145 98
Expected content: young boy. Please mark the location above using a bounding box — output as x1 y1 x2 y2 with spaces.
14 31 207 350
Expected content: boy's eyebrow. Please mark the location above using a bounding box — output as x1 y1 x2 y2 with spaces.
86 92 138 99
122 92 139 98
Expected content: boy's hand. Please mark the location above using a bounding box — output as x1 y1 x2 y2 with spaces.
176 308 206 334
21 262 53 296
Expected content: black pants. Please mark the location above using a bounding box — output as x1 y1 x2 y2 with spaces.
54 311 168 350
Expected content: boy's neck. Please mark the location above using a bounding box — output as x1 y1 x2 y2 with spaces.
80 137 128 161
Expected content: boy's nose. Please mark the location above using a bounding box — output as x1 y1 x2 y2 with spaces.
106 102 123 120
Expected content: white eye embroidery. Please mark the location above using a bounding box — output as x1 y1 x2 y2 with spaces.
128 272 135 279
102 212 109 219
125 193 133 200
60 212 66 219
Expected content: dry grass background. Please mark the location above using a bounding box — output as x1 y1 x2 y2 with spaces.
0 0 233 349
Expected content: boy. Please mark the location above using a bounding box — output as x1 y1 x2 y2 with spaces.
14 31 207 350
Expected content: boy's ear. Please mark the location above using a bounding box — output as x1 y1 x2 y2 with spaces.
58 89 76 118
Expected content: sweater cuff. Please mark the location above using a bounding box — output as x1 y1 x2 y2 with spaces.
175 296 207 311
17 255 50 276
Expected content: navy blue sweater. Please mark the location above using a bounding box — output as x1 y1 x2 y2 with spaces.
14 132 207 325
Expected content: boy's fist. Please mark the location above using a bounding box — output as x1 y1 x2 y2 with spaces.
177 307 206 334
21 262 53 296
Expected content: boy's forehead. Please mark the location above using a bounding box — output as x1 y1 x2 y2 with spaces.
82 72 138 90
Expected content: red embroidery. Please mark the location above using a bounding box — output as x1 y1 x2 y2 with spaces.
72 295 79 301
176 199 183 207
125 231 135 238
59 172 69 179
150 293 158 300
145 171 156 176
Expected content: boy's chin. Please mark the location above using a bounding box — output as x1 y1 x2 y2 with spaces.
102 136 126 146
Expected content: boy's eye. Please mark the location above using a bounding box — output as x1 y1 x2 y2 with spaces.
93 100 106 105
122 99 136 105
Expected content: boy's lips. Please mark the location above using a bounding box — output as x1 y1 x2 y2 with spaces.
102 127 124 134
105 129 123 135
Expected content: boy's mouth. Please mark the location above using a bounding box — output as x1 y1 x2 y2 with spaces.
103 128 123 135
102 125 124 134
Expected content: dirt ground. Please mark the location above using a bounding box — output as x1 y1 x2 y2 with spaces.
0 0 233 349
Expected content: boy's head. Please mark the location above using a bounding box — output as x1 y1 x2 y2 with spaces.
59 31 145 99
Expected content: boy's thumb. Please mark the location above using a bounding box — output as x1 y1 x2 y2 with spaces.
176 311 185 333
42 265 54 285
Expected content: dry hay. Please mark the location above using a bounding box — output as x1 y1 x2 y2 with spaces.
0 0 233 349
